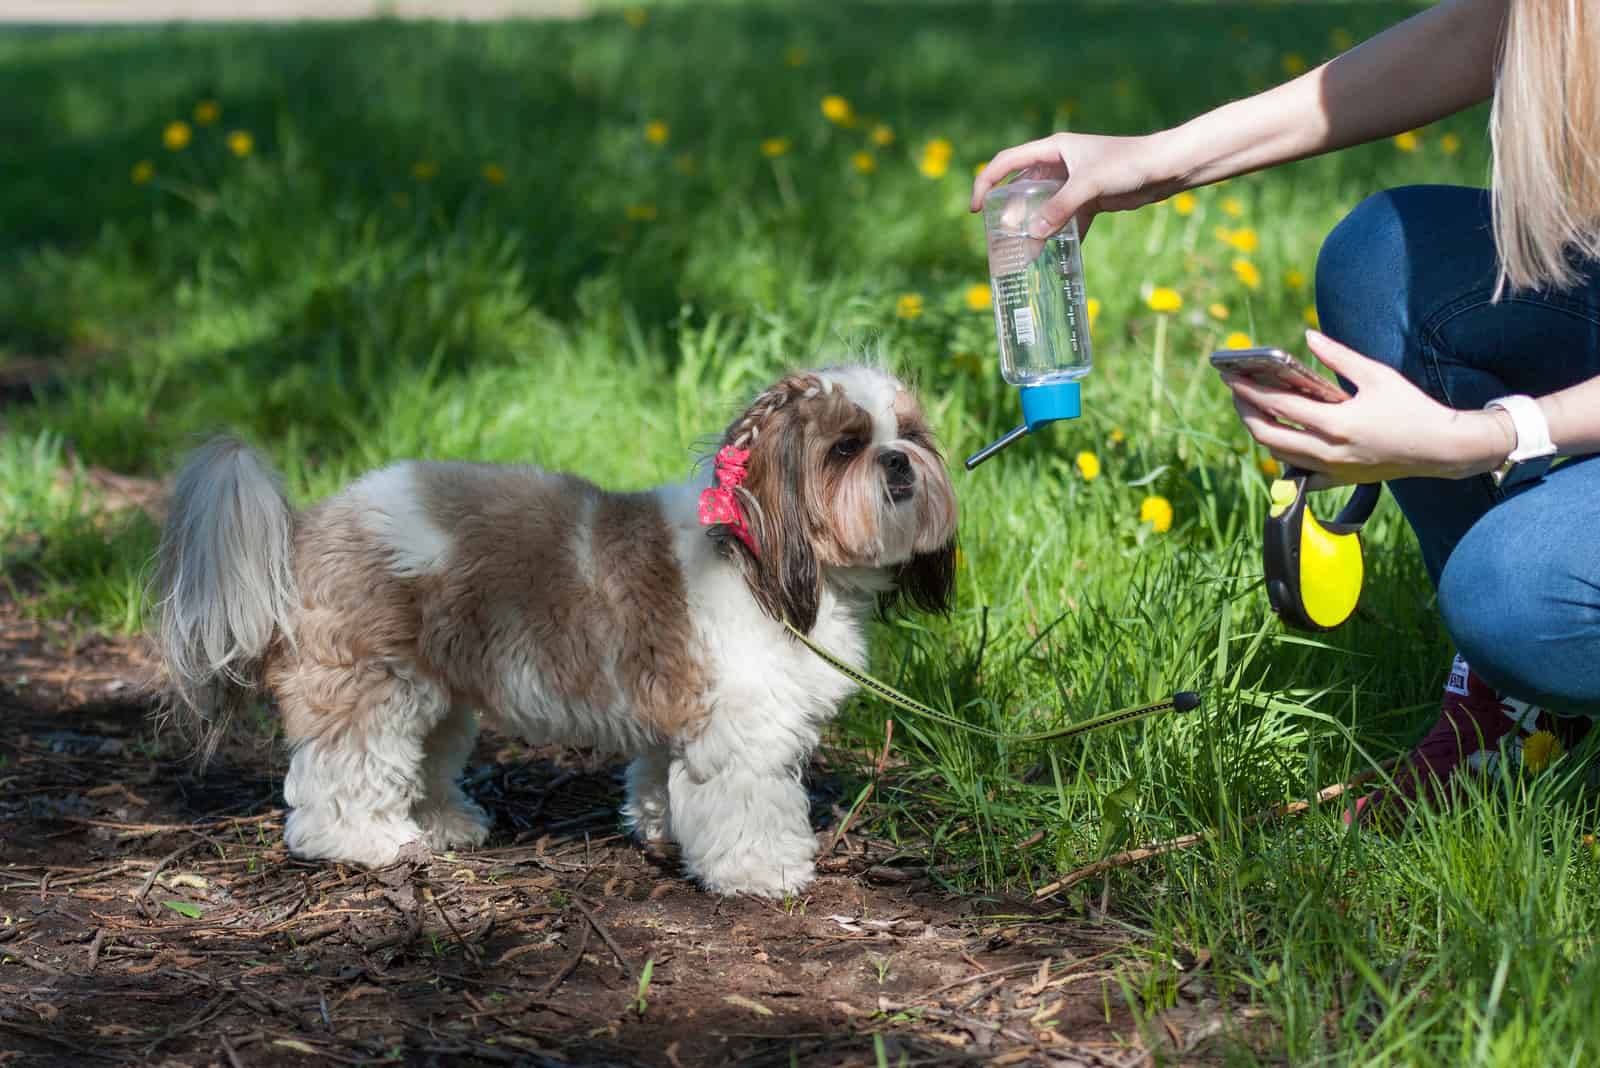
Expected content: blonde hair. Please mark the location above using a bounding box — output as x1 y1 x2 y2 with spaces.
1490 0 1600 293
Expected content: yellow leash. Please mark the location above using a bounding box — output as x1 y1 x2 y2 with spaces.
783 621 1201 743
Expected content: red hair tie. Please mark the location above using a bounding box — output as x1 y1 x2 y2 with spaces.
698 446 758 556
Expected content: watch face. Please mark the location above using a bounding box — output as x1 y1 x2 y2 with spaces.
1496 454 1553 489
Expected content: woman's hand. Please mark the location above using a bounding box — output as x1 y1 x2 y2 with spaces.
1224 330 1516 484
969 132 1186 239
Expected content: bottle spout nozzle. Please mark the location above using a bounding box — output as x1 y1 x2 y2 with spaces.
964 424 1029 470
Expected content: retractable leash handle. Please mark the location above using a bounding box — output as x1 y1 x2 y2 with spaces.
1262 469 1381 631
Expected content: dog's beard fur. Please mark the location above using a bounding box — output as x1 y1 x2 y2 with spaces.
151 364 958 897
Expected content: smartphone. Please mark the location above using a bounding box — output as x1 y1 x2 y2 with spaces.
1210 346 1352 403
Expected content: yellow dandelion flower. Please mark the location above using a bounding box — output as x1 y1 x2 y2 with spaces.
1393 130 1420 152
1208 302 1230 321
871 124 895 147
1172 191 1197 216
760 137 790 159
1281 53 1308 76
1147 287 1182 313
626 204 658 222
411 160 438 180
481 163 507 185
1086 297 1101 328
1330 27 1355 51
1259 456 1282 478
1285 269 1307 291
850 151 876 175
163 120 192 151
1075 451 1101 481
672 153 696 176
1223 331 1253 350
923 138 954 162
1139 495 1174 534
1232 258 1262 290
820 95 853 126
1440 133 1461 155
918 154 949 179
193 99 221 126
623 7 647 27
895 293 924 320
644 120 669 145
1109 428 1126 445
1221 197 1244 218
784 46 808 67
1522 730 1562 773
964 283 991 311
225 130 253 158
130 159 154 184
1225 227 1259 254
1303 305 1321 328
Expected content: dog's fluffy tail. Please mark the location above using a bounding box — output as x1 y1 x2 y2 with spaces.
153 437 297 763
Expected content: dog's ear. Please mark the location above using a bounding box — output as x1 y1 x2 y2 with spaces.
713 374 825 633
880 538 957 618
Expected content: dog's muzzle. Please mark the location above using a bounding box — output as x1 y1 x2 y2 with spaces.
879 449 916 503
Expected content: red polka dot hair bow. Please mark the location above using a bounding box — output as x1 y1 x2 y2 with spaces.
698 446 758 556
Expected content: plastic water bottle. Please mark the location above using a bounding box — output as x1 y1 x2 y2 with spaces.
965 177 1093 470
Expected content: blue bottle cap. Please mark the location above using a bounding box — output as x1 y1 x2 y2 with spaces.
1019 380 1082 431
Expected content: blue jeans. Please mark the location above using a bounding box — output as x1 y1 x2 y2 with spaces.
1316 186 1600 716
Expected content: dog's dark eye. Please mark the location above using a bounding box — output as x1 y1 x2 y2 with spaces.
830 438 865 461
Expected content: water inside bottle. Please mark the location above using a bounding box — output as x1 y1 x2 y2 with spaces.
987 226 1093 386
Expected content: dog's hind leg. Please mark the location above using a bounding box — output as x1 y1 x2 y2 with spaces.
414 704 491 850
281 667 450 867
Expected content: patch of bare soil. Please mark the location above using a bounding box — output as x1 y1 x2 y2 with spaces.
0 599 1226 1067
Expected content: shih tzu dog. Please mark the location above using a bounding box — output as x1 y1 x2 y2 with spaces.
152 365 958 896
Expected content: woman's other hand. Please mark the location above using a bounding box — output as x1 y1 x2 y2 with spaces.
1223 330 1516 485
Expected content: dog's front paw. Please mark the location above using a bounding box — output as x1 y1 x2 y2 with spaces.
689 835 818 899
284 809 425 868
701 861 816 899
417 796 491 851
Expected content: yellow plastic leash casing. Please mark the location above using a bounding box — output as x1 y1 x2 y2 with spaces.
1262 472 1379 632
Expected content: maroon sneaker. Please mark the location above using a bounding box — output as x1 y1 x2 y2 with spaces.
1346 655 1574 826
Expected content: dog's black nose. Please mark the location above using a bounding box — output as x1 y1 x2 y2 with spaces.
878 449 912 478
879 449 915 501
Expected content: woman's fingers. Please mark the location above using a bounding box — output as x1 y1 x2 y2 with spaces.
970 140 1062 211
1226 374 1349 440
1231 389 1336 471
1304 328 1381 388
1028 180 1096 239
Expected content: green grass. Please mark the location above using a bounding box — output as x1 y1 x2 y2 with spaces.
3 3 1598 1063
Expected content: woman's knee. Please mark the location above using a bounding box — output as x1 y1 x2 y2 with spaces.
1438 514 1600 711
1315 186 1490 377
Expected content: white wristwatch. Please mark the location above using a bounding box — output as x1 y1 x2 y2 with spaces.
1485 394 1556 488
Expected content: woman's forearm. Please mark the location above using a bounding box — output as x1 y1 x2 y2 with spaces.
1155 0 1506 190
1540 378 1600 459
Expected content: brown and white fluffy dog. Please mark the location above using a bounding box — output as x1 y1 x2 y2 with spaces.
152 366 957 896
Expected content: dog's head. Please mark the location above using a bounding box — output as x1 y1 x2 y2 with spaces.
705 366 958 632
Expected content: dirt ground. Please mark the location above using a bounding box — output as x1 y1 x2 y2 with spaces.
0 591 1230 1067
